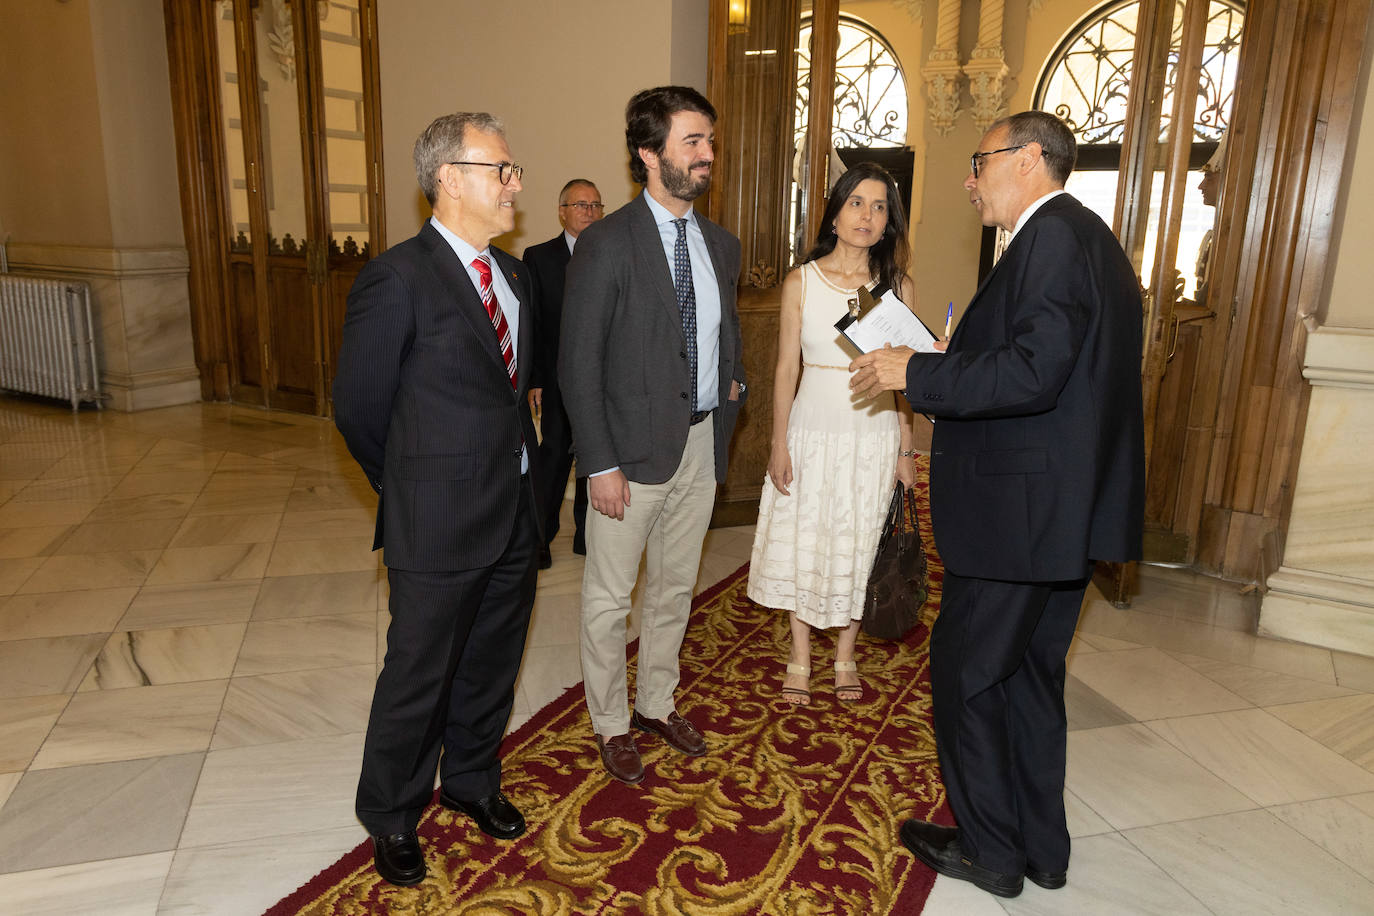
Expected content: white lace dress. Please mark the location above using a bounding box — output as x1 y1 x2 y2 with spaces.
747 261 899 628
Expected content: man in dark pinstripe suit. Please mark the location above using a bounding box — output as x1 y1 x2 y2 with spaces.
334 112 541 887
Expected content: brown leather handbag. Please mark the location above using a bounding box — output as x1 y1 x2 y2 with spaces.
861 483 928 640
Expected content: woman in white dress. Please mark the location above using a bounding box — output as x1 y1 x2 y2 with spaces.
748 163 919 705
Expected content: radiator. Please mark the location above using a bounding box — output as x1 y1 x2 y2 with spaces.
0 275 103 410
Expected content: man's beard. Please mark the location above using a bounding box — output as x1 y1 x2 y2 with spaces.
660 157 711 202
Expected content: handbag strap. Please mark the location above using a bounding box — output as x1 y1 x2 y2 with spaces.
884 483 904 534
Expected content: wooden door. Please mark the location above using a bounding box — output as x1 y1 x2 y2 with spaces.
1087 0 1241 604
211 0 382 415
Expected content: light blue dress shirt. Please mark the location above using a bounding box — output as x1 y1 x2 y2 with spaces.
641 191 722 412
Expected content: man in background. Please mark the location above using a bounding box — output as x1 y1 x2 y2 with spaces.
334 112 539 886
560 86 746 786
524 179 603 567
851 110 1144 898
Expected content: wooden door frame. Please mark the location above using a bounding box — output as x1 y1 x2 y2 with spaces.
162 0 386 416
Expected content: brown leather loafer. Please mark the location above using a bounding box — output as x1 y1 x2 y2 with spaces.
596 733 645 784
631 710 707 757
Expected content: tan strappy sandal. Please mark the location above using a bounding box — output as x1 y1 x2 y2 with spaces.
781 662 811 706
834 660 863 702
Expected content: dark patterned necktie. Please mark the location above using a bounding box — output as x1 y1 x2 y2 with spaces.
472 254 517 389
672 218 698 414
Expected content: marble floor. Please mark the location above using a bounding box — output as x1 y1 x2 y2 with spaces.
0 396 1372 915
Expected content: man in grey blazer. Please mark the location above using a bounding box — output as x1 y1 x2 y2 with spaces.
560 86 746 785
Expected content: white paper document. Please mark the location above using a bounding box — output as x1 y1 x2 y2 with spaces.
834 286 942 354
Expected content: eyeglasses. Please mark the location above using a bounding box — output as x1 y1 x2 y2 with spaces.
560 201 604 213
970 145 1027 178
448 161 523 185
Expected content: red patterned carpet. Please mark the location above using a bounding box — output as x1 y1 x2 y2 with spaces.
267 465 946 915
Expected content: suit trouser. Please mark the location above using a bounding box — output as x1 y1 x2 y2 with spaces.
929 570 1088 875
355 481 539 837
536 386 588 546
580 420 716 737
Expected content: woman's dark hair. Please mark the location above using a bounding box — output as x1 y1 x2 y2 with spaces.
625 86 717 185
803 162 910 299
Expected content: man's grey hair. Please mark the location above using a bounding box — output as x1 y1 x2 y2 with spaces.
990 111 1078 185
558 178 598 205
414 112 505 206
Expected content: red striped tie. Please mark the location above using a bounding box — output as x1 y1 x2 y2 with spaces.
472 254 517 389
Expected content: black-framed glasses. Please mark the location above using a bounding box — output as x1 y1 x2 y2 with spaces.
560 201 605 213
448 161 523 185
970 145 1027 178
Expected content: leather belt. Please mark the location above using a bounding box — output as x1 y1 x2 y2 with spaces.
689 409 712 426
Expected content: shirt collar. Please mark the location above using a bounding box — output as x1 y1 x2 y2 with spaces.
1010 189 1067 241
429 215 488 267
642 189 696 229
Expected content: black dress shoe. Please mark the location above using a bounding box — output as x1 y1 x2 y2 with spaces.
439 789 526 839
538 547 552 570
372 830 426 886
899 818 1023 898
572 533 586 555
1026 865 1067 889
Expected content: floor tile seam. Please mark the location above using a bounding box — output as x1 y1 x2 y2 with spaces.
224 659 377 686
1139 707 1373 806
0 850 177 888
242 607 380 627
1116 598 1253 634
1111 826 1225 915
1071 720 1274 813
1076 648 1259 716
1064 786 1118 839
167 749 215 868
5 688 80 785
27 740 217 775
1222 805 1374 894
209 720 366 755
1161 646 1347 690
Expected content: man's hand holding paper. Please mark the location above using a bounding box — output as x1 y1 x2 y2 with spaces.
835 286 942 355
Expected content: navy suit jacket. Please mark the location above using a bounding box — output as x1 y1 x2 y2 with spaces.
903 193 1145 582
522 232 571 391
333 221 540 572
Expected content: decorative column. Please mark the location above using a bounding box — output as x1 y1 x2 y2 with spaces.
965 0 1011 131
922 0 963 135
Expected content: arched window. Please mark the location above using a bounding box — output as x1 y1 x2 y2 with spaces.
1033 0 1245 298
790 17 909 258
1034 0 1244 145
795 16 909 150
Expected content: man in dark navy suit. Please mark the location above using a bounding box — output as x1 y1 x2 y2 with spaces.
851 110 1145 899
334 112 540 886
523 179 603 566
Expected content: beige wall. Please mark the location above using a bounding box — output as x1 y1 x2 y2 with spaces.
376 0 708 256
0 0 198 410
88 1 185 247
835 0 1099 332
0 0 112 247
1324 25 1374 330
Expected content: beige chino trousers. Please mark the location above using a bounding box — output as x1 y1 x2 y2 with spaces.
580 420 716 738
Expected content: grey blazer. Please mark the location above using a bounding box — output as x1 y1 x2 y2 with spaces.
559 193 745 485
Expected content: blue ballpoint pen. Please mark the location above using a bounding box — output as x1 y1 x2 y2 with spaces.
943 302 954 340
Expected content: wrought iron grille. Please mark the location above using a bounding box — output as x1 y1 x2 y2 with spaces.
795 17 908 150
1034 0 1245 145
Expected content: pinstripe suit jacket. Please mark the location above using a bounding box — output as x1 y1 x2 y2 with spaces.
333 221 540 572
